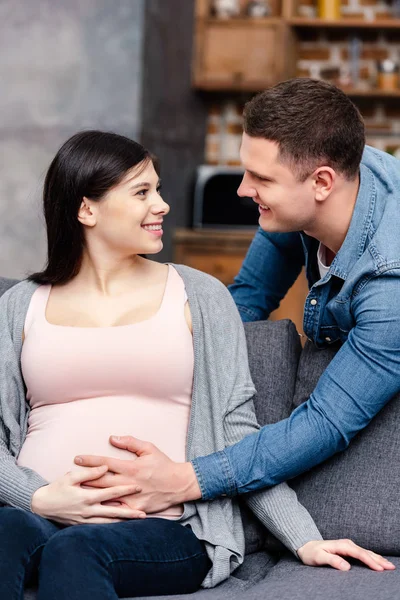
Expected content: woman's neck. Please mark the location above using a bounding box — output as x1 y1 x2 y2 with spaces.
69 253 150 296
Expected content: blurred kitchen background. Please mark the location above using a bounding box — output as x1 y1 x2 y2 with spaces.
2 0 400 332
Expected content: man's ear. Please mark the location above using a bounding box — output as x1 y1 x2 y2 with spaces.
312 167 335 202
78 197 96 227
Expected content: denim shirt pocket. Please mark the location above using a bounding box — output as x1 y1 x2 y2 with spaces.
319 325 349 345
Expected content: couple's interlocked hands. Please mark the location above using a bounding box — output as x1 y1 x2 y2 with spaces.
30 462 145 525
74 435 197 514
32 435 395 574
31 435 188 526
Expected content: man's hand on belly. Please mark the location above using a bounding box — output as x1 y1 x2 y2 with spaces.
75 435 201 512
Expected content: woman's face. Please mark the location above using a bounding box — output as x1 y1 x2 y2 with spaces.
83 160 170 257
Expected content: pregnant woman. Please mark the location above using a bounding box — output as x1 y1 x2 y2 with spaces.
0 131 393 600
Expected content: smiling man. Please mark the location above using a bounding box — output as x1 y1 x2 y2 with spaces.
76 78 400 513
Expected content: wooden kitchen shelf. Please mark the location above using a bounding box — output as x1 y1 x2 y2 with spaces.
288 17 400 28
193 1 400 93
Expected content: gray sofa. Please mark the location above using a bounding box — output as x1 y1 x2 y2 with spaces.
0 277 398 599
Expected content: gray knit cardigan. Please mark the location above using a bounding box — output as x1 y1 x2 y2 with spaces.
0 264 322 588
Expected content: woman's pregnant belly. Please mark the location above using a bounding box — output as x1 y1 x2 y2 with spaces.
17 395 189 519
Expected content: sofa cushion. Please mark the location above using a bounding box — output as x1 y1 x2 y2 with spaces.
24 549 278 600
241 319 302 555
239 554 400 600
291 340 400 555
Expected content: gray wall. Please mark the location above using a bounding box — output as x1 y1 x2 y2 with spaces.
141 0 207 263
0 0 145 278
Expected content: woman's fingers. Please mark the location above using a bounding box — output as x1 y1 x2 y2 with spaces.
82 473 129 489
298 540 396 572
327 541 395 572
81 517 124 524
340 544 394 571
90 504 146 520
366 550 396 570
94 484 141 504
319 551 351 571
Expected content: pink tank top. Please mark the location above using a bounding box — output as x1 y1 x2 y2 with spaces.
18 265 193 519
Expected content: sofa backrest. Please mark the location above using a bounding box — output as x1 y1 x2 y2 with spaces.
245 317 400 555
290 340 400 555
244 320 302 426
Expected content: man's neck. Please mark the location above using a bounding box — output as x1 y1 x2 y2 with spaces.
305 173 360 256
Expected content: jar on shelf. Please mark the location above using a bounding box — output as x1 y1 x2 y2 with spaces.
212 0 240 19
377 59 399 91
246 1 271 18
205 105 223 165
317 0 341 20
221 102 243 166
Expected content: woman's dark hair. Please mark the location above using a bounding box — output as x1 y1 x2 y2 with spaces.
30 130 157 285
244 78 365 182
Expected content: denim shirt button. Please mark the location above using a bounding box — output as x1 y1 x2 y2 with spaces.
325 336 332 342
310 299 318 306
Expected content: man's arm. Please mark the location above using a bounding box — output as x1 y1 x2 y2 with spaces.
193 274 400 499
228 229 304 322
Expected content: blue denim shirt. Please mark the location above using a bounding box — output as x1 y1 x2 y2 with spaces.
191 146 400 500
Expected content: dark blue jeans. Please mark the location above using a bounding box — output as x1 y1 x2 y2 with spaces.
0 507 210 600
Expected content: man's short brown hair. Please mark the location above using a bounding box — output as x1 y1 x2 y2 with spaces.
243 78 365 182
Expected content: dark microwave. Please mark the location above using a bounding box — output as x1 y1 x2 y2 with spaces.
192 165 259 229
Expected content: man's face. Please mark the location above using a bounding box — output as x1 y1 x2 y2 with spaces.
238 133 318 233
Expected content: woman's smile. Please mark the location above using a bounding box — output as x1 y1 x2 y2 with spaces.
141 222 163 237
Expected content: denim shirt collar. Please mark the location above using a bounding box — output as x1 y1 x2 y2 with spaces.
324 163 376 282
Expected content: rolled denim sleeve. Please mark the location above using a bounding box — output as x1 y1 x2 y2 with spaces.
192 274 400 499
228 229 305 322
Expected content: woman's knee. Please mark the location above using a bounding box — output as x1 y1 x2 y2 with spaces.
40 525 101 568
0 507 56 548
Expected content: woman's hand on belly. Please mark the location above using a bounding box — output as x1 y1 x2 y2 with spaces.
31 465 146 526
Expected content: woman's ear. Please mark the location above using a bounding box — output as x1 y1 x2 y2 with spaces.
78 197 96 227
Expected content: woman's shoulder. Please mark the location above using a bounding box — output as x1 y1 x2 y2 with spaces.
171 264 230 298
171 264 242 327
0 279 40 317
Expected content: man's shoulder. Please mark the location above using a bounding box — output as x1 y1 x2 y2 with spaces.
361 145 400 178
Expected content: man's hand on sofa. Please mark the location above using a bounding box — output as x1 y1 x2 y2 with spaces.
297 539 396 571
75 435 201 513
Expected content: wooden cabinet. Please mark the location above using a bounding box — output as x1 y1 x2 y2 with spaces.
193 18 286 91
174 228 308 335
193 0 400 98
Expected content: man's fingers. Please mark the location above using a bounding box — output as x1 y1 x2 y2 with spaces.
94 484 141 504
75 455 129 473
109 435 149 456
68 465 108 485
